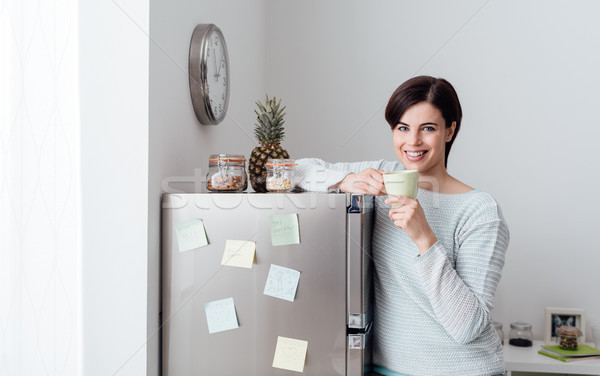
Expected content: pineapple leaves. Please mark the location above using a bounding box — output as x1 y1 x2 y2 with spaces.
253 94 286 145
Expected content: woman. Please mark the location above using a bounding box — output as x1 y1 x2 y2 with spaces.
295 76 509 376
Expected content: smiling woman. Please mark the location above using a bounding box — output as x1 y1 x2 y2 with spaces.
294 76 509 376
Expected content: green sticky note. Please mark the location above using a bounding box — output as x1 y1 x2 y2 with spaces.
270 213 300 246
174 218 209 252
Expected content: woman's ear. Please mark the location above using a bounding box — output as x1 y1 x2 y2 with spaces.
446 121 457 142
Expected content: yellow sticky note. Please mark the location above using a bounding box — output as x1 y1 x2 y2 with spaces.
272 336 308 373
221 240 256 268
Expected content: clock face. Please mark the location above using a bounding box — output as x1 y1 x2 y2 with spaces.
205 30 228 121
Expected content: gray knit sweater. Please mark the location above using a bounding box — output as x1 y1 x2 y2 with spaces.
295 158 509 376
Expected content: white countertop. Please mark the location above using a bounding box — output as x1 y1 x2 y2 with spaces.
504 340 600 375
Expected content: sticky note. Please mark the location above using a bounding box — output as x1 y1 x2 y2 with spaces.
264 264 301 302
272 336 308 373
270 213 300 246
221 240 256 268
204 297 239 334
174 218 208 252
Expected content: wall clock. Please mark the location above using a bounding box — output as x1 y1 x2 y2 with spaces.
189 24 230 125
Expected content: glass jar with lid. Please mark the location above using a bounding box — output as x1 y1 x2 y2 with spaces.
493 321 504 345
266 159 297 192
206 154 248 192
509 321 533 347
556 325 581 350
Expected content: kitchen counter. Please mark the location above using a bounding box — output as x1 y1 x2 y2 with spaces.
504 340 600 376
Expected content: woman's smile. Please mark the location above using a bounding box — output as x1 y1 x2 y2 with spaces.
405 150 428 162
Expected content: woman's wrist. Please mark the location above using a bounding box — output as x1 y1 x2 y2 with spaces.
328 173 353 192
415 232 437 256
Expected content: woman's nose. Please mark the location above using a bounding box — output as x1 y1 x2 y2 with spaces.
408 129 421 144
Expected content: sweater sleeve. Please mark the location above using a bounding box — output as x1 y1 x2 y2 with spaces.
294 158 404 192
414 199 510 344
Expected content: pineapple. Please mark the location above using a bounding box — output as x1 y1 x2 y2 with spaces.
249 95 290 192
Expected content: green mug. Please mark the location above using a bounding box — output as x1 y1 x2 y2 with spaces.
383 170 419 205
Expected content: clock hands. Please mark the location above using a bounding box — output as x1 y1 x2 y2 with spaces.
216 50 225 78
212 51 218 80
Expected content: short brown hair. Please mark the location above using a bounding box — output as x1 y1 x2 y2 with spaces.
385 76 462 166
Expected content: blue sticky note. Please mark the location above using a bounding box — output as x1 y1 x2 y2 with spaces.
204 297 239 334
270 214 300 246
264 264 301 302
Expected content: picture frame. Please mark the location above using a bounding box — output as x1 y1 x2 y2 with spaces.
544 307 586 345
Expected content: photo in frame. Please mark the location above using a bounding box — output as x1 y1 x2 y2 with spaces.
544 307 586 345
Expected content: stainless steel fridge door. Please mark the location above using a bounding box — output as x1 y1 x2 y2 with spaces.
346 194 374 375
162 193 350 375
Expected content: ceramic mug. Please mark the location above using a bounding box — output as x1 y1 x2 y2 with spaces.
383 170 419 206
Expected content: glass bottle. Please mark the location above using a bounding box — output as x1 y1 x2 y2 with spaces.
266 159 297 192
508 321 533 347
206 154 248 192
556 325 581 350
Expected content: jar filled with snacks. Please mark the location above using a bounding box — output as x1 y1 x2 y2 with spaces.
206 154 248 192
266 159 297 192
509 321 533 347
493 321 504 345
556 325 581 350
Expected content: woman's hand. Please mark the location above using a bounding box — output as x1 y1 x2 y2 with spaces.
332 168 387 196
385 195 437 255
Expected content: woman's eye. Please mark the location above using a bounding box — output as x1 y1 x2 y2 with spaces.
423 126 436 132
396 126 408 131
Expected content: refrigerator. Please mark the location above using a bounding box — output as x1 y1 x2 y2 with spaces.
161 192 373 375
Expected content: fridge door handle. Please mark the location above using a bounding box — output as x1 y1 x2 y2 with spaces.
346 193 374 375
347 194 368 326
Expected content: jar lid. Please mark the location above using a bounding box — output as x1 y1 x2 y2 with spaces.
510 321 532 330
557 325 581 336
493 321 503 329
208 154 246 162
266 158 297 167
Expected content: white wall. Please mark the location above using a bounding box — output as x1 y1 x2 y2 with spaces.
80 0 149 375
148 0 267 374
265 0 600 341
1 1 79 374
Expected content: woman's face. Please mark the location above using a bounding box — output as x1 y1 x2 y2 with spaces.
392 101 456 176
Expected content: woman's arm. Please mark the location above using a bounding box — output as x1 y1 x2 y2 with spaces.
415 202 509 344
295 158 404 193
